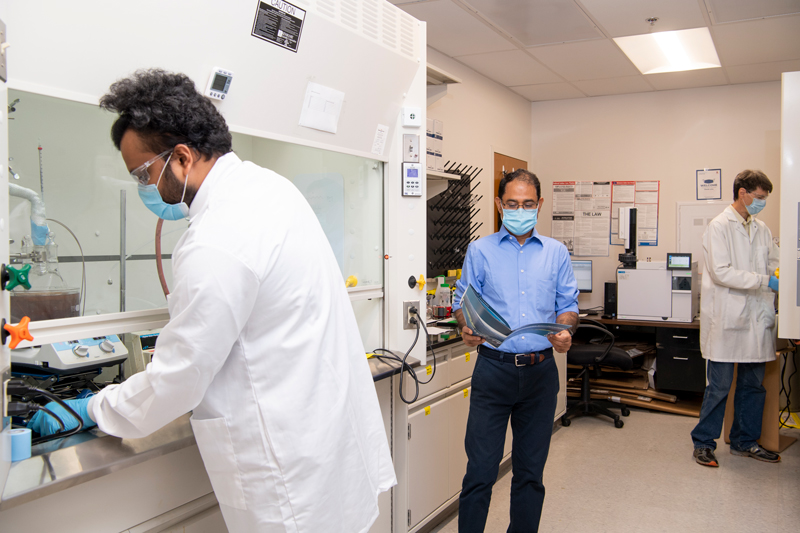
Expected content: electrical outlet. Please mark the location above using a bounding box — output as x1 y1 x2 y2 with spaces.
403 301 419 330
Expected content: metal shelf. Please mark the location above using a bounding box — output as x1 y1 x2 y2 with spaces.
427 170 460 180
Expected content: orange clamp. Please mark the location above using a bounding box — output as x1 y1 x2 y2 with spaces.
4 316 34 349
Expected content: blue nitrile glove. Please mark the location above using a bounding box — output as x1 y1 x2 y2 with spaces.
28 397 96 436
769 275 779 292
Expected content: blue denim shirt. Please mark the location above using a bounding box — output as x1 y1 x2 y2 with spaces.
453 226 579 352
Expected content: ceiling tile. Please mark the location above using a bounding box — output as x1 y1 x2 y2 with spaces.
579 0 707 37
399 0 516 56
528 39 640 81
464 0 603 46
712 16 800 65
706 0 800 24
726 59 800 83
456 50 563 86
573 76 654 97
645 67 729 91
510 83 586 101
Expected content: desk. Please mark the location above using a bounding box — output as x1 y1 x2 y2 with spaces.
592 317 704 393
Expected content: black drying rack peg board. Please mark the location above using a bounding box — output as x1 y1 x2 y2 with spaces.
426 162 482 279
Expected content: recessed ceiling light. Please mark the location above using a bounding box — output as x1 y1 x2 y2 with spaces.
614 27 721 75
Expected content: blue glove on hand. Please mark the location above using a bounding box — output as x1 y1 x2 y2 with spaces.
769 275 779 292
28 397 96 436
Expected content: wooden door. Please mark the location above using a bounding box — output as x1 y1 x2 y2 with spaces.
493 153 528 232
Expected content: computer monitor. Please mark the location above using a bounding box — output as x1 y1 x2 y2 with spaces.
571 259 592 293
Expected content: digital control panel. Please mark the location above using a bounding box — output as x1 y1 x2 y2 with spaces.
402 162 422 197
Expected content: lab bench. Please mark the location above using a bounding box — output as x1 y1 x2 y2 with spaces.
594 317 704 393
0 360 400 533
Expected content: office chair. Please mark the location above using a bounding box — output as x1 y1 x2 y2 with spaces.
561 319 633 428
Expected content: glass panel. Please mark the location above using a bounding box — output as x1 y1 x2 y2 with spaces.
230 132 384 287
7 90 384 323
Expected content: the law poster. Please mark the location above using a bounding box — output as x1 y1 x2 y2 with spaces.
551 181 610 256
611 180 660 247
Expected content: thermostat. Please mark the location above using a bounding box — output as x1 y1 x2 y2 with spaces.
204 67 234 100
402 162 422 197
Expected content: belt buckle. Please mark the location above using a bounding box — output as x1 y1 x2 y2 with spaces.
514 353 527 367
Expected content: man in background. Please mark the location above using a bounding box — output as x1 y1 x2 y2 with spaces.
691 169 780 467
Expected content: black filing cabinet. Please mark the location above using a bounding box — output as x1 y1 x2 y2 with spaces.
656 327 705 392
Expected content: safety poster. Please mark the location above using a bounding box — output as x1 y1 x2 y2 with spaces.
551 181 611 257
251 0 306 53
610 181 660 247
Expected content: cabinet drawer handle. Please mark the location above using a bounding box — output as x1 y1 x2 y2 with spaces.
673 356 689 360
672 336 688 339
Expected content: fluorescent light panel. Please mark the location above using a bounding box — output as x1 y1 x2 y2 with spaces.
614 27 721 75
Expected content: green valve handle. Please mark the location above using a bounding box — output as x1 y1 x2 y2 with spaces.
2 264 32 291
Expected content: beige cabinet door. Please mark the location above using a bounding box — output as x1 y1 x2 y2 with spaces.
407 397 450 528
446 386 471 497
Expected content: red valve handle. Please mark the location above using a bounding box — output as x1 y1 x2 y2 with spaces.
4 316 34 349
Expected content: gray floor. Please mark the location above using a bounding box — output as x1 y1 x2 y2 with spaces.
429 408 800 533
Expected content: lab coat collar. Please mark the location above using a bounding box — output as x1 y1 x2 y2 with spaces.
188 152 243 221
724 205 759 242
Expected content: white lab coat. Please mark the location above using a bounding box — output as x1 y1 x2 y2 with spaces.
700 205 779 363
90 153 396 532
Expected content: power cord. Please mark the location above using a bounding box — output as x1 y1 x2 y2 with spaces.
779 341 798 428
7 378 86 445
370 306 438 404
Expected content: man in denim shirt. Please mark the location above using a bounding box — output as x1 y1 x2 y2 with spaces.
453 169 579 533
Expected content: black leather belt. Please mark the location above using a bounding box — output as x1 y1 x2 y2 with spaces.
478 345 553 367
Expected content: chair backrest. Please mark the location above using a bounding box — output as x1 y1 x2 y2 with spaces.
570 320 616 365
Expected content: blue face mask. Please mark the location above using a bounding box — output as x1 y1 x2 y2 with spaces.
137 153 190 221
746 197 766 216
502 207 538 236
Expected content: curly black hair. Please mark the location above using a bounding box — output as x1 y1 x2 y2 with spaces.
100 69 232 160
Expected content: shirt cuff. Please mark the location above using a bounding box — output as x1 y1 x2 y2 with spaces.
760 274 770 288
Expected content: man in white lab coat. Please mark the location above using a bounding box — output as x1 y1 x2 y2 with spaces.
30 69 396 531
690 170 781 467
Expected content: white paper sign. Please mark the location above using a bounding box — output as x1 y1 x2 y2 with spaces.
299 82 344 134
371 124 389 156
696 169 721 200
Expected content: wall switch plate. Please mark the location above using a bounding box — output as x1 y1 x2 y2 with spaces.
403 134 419 163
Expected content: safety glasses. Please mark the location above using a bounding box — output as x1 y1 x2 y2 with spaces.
130 149 173 186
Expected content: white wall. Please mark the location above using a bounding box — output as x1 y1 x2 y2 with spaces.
531 82 782 310
426 47 532 244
